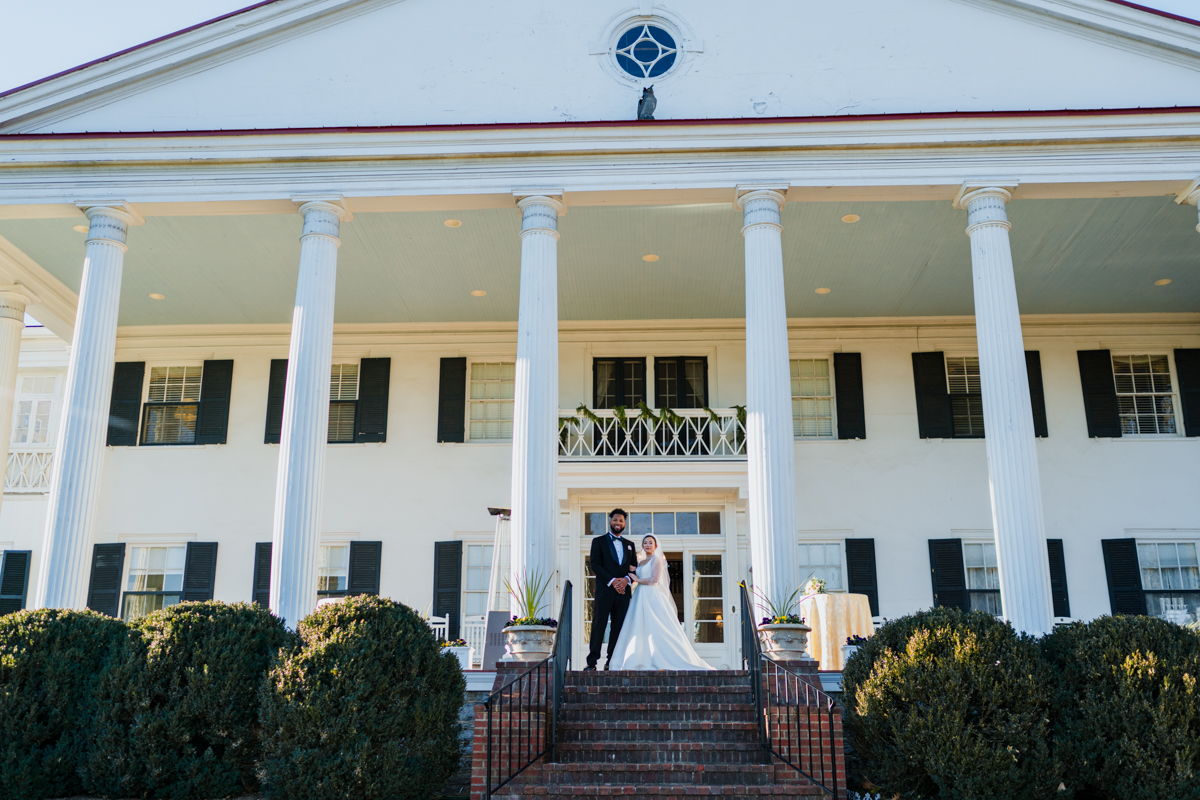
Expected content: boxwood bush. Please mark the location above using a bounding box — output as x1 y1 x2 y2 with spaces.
0 608 129 800
1043 615 1200 800
85 601 292 800
842 607 1064 800
258 595 465 800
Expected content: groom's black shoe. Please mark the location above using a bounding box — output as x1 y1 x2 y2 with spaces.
603 661 611 671
582 665 596 671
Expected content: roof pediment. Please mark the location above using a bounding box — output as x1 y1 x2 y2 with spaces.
1 0 1200 135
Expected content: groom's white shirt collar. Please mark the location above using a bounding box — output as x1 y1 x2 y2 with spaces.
607 530 625 586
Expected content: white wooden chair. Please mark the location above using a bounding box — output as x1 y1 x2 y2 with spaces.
428 615 449 642
461 615 486 667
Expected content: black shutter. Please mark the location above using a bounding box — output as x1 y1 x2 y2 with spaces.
1175 349 1200 437
1046 539 1070 618
1025 351 1049 438
834 353 866 440
252 543 272 608
107 362 145 446
181 542 218 602
196 360 234 445
86 543 126 618
355 358 391 443
1077 350 1121 438
264 359 288 444
0 551 32 616
928 538 966 610
1101 538 1145 615
844 538 879 616
347 541 382 597
433 541 463 640
437 358 467 443
912 352 953 439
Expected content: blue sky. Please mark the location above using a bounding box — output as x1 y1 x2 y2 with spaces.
1 0 1198 94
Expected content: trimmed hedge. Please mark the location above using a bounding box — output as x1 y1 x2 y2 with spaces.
258 595 465 800
86 602 293 800
1043 615 1200 800
0 608 129 800
842 608 1064 800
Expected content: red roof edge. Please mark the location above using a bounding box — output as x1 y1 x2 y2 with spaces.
0 0 284 100
2 105 1200 141
1102 0 1200 27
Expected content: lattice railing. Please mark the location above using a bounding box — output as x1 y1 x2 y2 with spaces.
558 408 745 460
6 448 53 493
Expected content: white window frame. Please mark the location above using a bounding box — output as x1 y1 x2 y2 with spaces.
796 540 846 592
11 371 64 448
1136 537 1200 625
962 539 1002 617
1110 352 1184 438
140 361 205 446
120 543 187 621
789 355 837 440
945 353 985 439
317 542 351 597
466 359 516 442
461 539 495 621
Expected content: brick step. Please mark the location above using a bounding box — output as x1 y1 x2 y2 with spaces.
563 686 751 705
491 783 828 797
558 720 759 743
561 702 756 723
544 761 774 786
566 669 748 682
556 740 764 764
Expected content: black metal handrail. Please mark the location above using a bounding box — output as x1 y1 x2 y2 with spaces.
483 581 572 800
739 582 839 799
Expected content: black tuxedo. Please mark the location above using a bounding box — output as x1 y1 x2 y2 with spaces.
587 531 637 669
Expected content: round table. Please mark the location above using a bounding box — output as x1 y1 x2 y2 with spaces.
798 592 874 671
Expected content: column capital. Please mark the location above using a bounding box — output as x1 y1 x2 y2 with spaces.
74 201 145 227
953 182 1018 210
513 191 566 216
291 195 353 222
734 185 788 210
0 285 32 323
1173 176 1200 206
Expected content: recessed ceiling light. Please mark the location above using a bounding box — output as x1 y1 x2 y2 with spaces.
642 254 659 262
1155 278 1172 286
471 290 486 297
815 288 831 294
72 224 88 233
444 219 462 228
841 214 860 224
148 293 165 300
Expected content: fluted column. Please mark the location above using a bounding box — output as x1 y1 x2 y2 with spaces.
1176 180 1200 232
958 185 1053 636
0 287 31 517
508 193 563 615
35 203 141 609
269 197 351 628
738 188 800 614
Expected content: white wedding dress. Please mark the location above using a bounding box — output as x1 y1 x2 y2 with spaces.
609 552 714 671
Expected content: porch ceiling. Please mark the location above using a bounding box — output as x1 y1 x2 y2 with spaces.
0 196 1196 327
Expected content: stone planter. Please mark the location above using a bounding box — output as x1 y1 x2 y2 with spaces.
445 646 474 670
502 625 556 662
841 644 861 665
757 623 812 660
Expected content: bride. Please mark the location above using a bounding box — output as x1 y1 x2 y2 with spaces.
609 535 713 671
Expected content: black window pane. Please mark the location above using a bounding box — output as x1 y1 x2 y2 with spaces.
648 26 676 48
656 360 677 408
595 360 616 408
632 39 660 64
682 359 706 408
623 360 645 407
699 512 721 535
617 27 641 49
648 51 676 78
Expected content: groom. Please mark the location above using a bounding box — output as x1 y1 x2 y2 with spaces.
585 508 637 671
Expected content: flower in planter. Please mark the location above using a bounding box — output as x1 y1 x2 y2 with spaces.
761 614 806 626
507 616 558 627
440 638 468 648
845 634 870 647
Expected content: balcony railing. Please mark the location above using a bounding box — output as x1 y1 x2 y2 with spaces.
558 407 746 460
6 447 53 493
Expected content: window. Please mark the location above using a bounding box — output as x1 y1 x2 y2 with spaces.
121 545 185 621
692 555 724 643
11 376 57 445
654 357 707 409
964 542 1001 615
469 362 515 440
946 356 984 438
615 23 678 79
791 358 834 437
329 363 359 443
1113 355 1178 435
141 366 202 445
584 510 721 537
463 543 493 618
1138 542 1199 624
593 358 645 408
318 545 349 596
798 543 843 591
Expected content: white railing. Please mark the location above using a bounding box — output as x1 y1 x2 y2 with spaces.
6 448 53 493
558 407 746 460
462 614 486 667
428 615 449 641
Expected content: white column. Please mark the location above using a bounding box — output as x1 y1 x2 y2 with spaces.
269 197 351 628
957 185 1054 636
35 203 141 609
508 193 563 614
0 287 31 513
1176 180 1200 232
737 188 800 613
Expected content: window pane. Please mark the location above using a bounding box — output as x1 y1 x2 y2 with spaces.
143 404 198 445
469 362 516 439
653 512 675 537
1114 354 1177 435
676 512 699 535
791 358 834 438
698 512 721 535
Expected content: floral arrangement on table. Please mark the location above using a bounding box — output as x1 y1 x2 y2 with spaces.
440 638 468 648
845 634 870 647
504 571 557 628
804 578 827 595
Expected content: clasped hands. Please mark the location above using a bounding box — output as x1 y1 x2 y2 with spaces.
611 566 638 594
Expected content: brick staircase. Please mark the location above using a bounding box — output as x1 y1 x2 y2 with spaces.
473 669 838 799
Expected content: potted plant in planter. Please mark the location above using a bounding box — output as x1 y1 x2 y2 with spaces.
502 571 558 662
842 634 869 665
751 585 812 660
441 638 473 669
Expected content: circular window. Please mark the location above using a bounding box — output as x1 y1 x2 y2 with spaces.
615 24 678 79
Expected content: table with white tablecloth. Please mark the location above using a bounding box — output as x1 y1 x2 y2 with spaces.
798 592 874 671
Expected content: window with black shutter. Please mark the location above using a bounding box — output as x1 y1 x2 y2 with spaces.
653 357 707 409
1025 351 1049 438
348 541 382 596
1101 538 1145 615
0 551 32 616
195 360 234 445
833 353 866 440
107 362 145 446
1176 349 1200 437
140 365 204 446
946 356 985 438
356 358 390 443
844 539 878 616
1047 539 1070 618
86 543 126 618
437 357 467 443
1133 540 1199 624
252 542 271 608
912 353 953 439
264 359 288 444
121 544 186 620
928 538 966 610
181 542 218 602
914 351 1051 439
594 358 646 408
1078 350 1122 438
433 541 463 640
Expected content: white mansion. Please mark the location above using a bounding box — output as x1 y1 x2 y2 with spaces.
0 0 1197 670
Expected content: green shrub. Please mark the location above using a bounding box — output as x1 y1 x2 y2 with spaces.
1043 615 1200 800
0 608 128 800
842 607 1064 800
258 595 465 800
85 601 292 800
